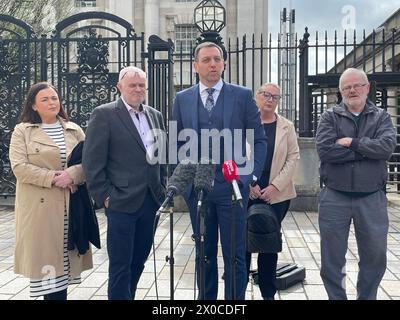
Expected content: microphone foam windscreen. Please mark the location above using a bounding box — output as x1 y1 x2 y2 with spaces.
167 161 197 195
194 163 216 194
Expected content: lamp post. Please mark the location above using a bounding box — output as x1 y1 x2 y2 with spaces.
194 0 227 60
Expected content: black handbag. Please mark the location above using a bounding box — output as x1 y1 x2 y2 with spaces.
246 203 282 253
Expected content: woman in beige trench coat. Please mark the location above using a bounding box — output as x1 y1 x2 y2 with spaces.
9 82 93 300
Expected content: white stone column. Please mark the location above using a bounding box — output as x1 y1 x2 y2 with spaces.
144 0 160 42
235 0 268 39
236 0 268 91
105 0 135 73
219 0 228 46
237 0 255 38
111 0 135 25
254 0 268 39
236 0 254 89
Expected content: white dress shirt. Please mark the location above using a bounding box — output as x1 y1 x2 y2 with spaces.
121 97 155 160
199 79 224 107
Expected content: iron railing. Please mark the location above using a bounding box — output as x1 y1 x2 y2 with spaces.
1 11 399 195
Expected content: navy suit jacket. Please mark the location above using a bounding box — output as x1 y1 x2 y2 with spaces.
172 82 267 188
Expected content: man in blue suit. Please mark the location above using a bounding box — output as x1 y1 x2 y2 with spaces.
172 42 267 299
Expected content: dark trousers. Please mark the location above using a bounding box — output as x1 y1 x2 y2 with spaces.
319 187 388 300
106 191 158 300
246 200 290 299
43 289 67 300
188 182 250 300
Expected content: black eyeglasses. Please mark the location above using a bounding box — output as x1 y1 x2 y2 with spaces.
341 83 368 94
260 91 281 101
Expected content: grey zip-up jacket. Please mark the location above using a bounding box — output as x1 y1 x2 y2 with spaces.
316 100 396 193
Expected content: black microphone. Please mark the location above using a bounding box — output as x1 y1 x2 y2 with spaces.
157 161 196 215
194 162 216 211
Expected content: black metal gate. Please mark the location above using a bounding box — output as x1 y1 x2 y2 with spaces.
0 14 34 196
0 12 146 196
50 12 145 128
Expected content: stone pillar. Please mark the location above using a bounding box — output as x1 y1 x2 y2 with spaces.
291 137 321 212
236 0 268 90
144 0 160 43
254 0 268 38
105 0 135 73
236 0 254 37
254 0 268 90
219 0 227 45
111 0 134 24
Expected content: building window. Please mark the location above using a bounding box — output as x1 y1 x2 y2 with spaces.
75 0 96 7
175 25 198 53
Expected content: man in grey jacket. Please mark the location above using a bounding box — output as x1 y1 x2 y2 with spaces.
316 68 396 300
83 66 166 300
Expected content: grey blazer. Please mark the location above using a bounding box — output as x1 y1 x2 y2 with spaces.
82 98 166 213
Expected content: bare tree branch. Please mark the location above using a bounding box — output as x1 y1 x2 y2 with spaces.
1 0 76 36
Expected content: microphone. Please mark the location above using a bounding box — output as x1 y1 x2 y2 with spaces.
157 161 196 215
194 162 216 211
222 160 244 208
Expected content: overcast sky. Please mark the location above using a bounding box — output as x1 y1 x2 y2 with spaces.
269 0 400 39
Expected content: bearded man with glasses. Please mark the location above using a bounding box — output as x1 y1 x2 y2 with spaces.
315 68 396 300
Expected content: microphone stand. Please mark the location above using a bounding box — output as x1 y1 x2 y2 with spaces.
197 192 207 300
230 187 238 300
164 197 175 300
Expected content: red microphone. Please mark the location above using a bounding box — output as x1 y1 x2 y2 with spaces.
222 160 243 207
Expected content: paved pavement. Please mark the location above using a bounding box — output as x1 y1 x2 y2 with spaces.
0 198 399 300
